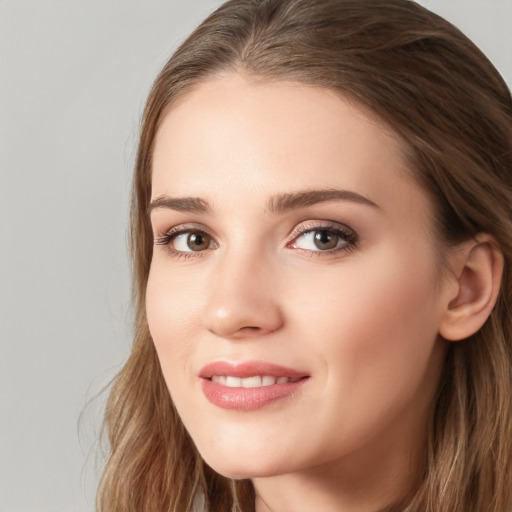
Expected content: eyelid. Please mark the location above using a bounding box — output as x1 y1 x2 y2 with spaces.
152 220 357 258
288 220 357 241
286 219 358 254
153 223 217 246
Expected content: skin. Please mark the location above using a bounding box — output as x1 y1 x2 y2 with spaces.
147 74 457 512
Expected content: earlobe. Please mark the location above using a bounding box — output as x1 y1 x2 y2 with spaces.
439 235 504 342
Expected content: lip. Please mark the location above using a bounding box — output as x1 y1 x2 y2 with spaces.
199 361 309 411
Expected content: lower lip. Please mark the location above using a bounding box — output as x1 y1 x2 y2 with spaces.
201 378 308 411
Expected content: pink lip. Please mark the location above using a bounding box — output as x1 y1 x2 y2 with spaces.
199 361 309 411
200 361 306 379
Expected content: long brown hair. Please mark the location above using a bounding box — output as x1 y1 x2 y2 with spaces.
97 1 512 511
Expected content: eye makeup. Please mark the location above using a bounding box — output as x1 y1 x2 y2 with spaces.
286 220 358 256
153 218 359 261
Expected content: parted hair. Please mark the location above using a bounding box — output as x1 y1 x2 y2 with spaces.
97 1 512 511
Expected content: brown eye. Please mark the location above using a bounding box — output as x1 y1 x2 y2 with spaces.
313 230 339 250
165 230 216 253
289 224 357 254
185 232 211 251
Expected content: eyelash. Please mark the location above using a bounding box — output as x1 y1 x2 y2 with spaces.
153 221 358 259
288 222 358 257
153 224 215 260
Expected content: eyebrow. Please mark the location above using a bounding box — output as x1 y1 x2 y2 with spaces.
266 188 379 214
148 188 378 216
149 195 211 215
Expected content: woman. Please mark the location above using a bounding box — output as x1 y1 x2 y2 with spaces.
97 0 512 511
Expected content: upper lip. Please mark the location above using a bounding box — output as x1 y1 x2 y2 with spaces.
199 361 308 379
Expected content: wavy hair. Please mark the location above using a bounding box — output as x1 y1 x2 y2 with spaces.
97 1 512 511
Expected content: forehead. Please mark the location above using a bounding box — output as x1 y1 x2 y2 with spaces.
151 73 428 222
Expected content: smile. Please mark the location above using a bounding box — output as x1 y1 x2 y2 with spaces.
200 361 309 410
210 375 303 387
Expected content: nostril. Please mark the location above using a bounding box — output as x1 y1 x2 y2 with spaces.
204 299 284 338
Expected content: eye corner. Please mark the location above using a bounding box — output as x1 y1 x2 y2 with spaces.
153 224 218 259
153 233 170 246
286 220 358 256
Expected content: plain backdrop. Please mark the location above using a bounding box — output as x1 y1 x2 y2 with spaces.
0 1 510 511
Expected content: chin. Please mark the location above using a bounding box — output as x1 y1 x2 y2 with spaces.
199 446 287 480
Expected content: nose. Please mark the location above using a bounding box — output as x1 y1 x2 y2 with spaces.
203 252 284 339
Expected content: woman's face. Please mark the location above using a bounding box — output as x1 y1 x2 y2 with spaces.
147 74 451 481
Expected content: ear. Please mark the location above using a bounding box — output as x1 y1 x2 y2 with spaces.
439 234 504 341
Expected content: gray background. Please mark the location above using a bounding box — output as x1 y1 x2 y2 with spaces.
0 1 510 511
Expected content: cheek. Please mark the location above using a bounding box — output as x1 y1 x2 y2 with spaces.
146 263 201 383
298 249 438 333
277 254 444 461
291 246 443 404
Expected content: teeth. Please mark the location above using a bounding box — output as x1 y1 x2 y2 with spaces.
211 375 300 388
226 376 242 387
262 376 276 386
213 375 227 385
